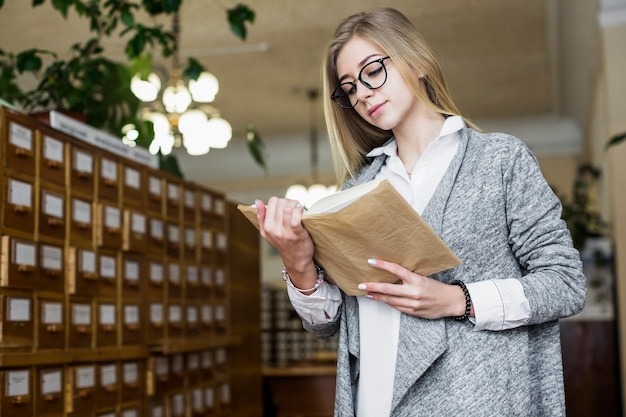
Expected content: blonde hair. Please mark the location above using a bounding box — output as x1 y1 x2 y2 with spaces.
322 7 473 184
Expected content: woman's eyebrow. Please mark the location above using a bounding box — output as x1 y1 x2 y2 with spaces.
338 54 382 82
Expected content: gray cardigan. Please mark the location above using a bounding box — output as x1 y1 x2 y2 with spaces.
303 127 586 416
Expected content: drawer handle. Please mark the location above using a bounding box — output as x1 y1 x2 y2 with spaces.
47 218 64 227
105 227 120 235
46 160 62 169
11 395 28 405
46 324 62 333
44 394 58 402
75 221 90 230
13 204 31 213
82 272 98 281
16 264 33 273
14 148 31 157
44 269 61 277
102 324 115 332
76 325 91 334
103 179 116 187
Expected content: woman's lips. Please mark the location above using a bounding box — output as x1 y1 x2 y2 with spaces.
368 102 384 117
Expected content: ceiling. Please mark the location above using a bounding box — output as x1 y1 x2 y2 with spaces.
0 0 580 201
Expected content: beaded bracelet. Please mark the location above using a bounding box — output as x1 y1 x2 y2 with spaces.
451 280 472 321
281 264 325 293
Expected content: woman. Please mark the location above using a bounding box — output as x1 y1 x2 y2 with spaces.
255 7 586 417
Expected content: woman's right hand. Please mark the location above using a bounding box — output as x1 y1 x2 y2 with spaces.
255 197 318 289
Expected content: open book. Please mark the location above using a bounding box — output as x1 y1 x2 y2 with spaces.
237 179 461 295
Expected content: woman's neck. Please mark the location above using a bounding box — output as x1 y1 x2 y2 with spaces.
394 108 446 173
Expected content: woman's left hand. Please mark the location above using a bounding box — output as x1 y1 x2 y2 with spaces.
359 258 471 319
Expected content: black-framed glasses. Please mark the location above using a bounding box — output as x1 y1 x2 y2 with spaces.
331 56 391 109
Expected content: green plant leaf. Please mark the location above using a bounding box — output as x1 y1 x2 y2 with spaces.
0 0 5 9
245 124 267 170
130 53 154 79
227 4 255 40
15 49 43 73
182 57 204 81
51 0 70 18
159 153 184 178
32 0 44 6
121 9 134 27
606 132 626 149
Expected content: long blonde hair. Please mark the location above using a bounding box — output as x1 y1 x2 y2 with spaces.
322 7 471 184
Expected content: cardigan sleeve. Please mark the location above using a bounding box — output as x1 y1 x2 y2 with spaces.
503 141 586 324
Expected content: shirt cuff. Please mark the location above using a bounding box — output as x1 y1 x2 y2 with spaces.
287 282 342 325
467 279 531 331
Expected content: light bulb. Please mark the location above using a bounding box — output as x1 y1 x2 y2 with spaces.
162 80 192 113
130 72 161 102
189 71 219 103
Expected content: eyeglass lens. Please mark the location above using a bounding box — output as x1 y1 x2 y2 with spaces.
331 57 389 109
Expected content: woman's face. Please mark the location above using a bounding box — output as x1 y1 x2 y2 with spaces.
335 36 420 131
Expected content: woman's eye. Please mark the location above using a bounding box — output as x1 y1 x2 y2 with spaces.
341 83 356 95
366 67 383 78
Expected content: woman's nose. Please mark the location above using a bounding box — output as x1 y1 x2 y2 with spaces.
354 80 373 104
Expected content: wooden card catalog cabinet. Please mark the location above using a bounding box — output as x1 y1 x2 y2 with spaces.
148 217 165 254
3 176 35 234
169 391 186 417
0 368 33 417
67 247 99 296
35 367 64 416
200 304 213 337
96 300 117 347
121 255 142 296
98 252 118 298
39 133 66 186
69 364 96 414
98 157 120 203
165 181 181 221
186 352 201 387
122 164 145 208
39 186 66 241
166 222 181 257
167 302 183 339
200 229 213 263
199 191 213 226
120 361 143 403
1 236 38 290
147 302 164 343
5 120 36 176
121 302 141 345
39 243 64 293
70 146 94 196
97 362 118 406
147 175 164 215
37 298 65 349
68 299 93 348
69 196 94 246
185 303 199 338
0 291 34 348
185 264 200 299
183 226 197 260
150 355 170 395
191 386 206 416
96 203 122 249
167 262 182 299
183 187 197 220
147 259 165 300
123 210 147 253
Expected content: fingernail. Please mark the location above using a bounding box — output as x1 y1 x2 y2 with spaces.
367 258 377 266
253 199 260 209
357 283 367 290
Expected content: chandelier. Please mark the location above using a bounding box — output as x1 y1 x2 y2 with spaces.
285 89 337 207
129 13 232 156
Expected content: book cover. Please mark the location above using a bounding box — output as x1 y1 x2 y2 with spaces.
237 179 461 295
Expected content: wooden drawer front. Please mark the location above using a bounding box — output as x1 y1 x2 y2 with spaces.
39 186 66 241
123 210 147 253
218 381 232 411
203 384 216 414
147 259 165 300
183 187 197 221
70 146 94 197
184 226 198 261
169 354 185 390
96 300 117 347
214 230 228 264
96 362 118 406
214 348 228 375
148 400 166 417
97 157 119 203
68 247 99 296
98 252 118 298
4 120 36 176
166 222 181 257
69 365 96 413
200 304 214 337
190 385 206 416
185 303 200 339
120 360 143 403
69 196 94 246
214 303 228 335
212 196 226 225
200 229 213 263
200 350 214 381
185 264 200 299
151 355 171 395
120 404 140 417
35 367 64 416
146 302 164 344
199 266 213 298
39 243 64 293
168 390 186 417
167 262 182 299
214 267 228 298
0 292 34 348
121 254 142 297
167 302 184 339
122 164 145 208
68 299 93 348
0 368 34 417
165 181 181 221
121 302 142 345
96 203 122 249
147 175 164 216
199 191 213 226
37 298 65 349
148 217 165 255
1 236 38 289
39 133 67 186
3 175 35 235
186 352 202 387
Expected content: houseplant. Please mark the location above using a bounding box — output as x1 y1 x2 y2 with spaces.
0 0 258 175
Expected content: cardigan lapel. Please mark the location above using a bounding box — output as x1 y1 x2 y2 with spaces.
390 128 470 413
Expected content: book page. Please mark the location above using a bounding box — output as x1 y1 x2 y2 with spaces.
305 178 383 214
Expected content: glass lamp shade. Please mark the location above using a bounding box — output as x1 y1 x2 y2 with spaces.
162 80 192 113
285 183 337 208
130 72 161 102
183 132 211 156
205 117 232 149
189 71 220 103
178 109 208 135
